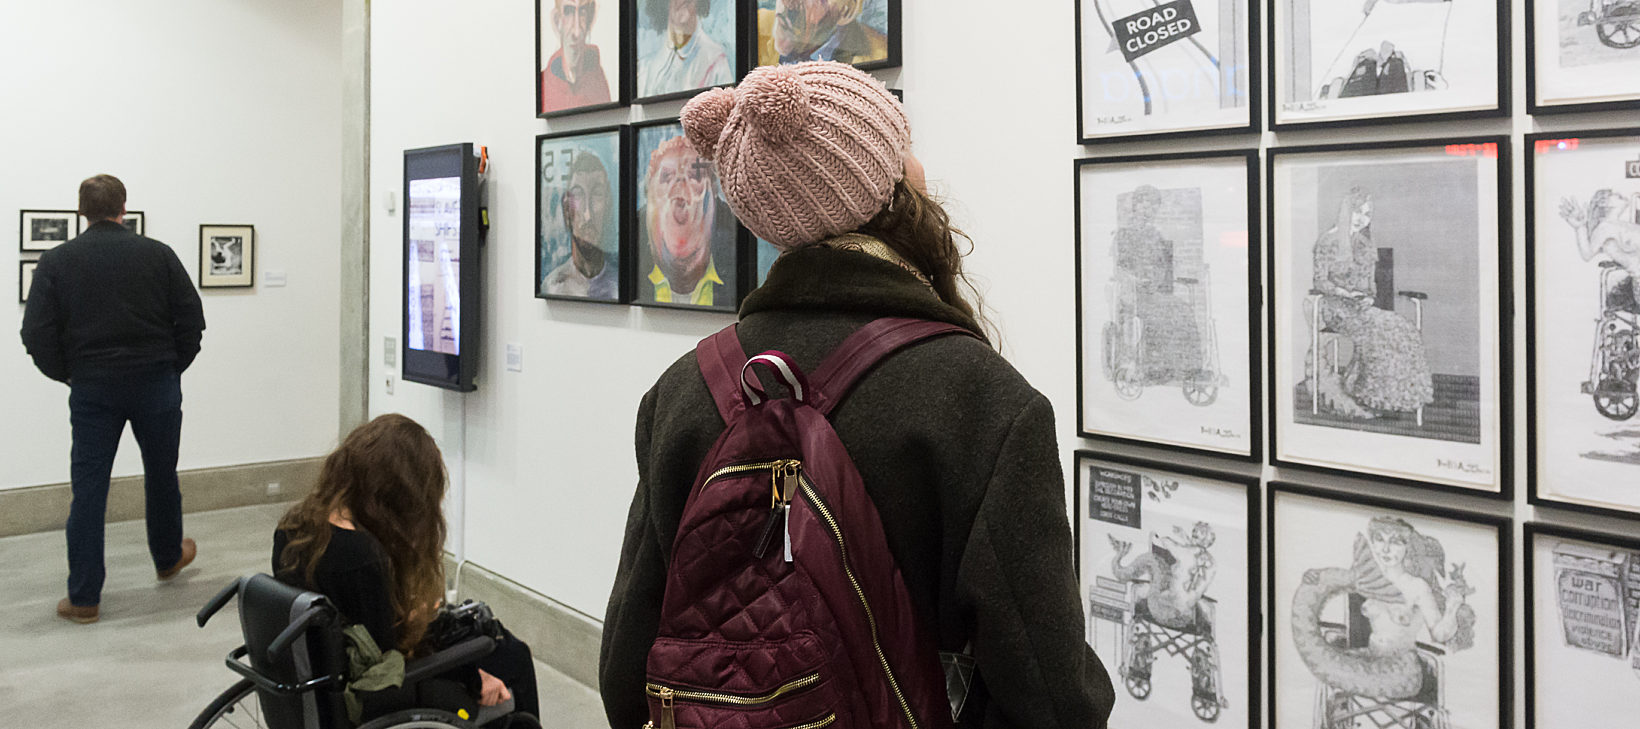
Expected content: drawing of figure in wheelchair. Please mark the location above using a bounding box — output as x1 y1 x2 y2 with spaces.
1102 185 1225 406
1105 523 1229 721
1304 188 1435 422
1559 190 1640 420
1314 0 1458 100
1292 516 1476 729
1576 0 1640 49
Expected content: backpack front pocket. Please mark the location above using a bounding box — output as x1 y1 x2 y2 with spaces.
644 632 846 729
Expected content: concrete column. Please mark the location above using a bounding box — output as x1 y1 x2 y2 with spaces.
339 0 371 435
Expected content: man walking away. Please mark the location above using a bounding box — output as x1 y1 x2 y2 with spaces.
21 174 206 624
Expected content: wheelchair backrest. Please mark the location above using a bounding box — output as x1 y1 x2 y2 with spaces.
237 574 350 729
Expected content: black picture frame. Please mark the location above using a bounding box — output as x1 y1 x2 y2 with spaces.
535 124 633 305
1266 482 1512 729
628 116 744 313
122 210 145 236
1266 137 1513 498
626 0 744 105
536 0 630 118
1524 127 1640 520
19 209 80 253
1074 0 1261 144
1073 149 1263 461
19 260 37 304
1522 521 1640 729
1266 0 1510 131
1525 0 1640 116
742 0 901 74
1073 450 1262 729
197 224 256 289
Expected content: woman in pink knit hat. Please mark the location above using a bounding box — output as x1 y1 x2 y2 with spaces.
600 61 1115 729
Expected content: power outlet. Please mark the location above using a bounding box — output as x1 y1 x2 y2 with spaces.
266 482 282 496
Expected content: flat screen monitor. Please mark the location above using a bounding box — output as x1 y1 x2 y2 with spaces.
402 143 481 392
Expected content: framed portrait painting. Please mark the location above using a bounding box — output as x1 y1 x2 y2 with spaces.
1526 129 1640 518
1076 0 1258 143
1524 522 1640 728
753 236 779 288
1075 150 1260 460
628 0 739 104
537 125 631 304
1269 0 1507 128
537 0 626 117
1075 451 1260 729
19 260 37 304
1268 138 1509 495
1527 0 1640 113
198 224 255 289
749 0 900 72
630 118 741 312
1268 483 1509 729
19 210 79 253
122 211 145 236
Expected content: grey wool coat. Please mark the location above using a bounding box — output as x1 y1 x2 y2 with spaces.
599 245 1115 729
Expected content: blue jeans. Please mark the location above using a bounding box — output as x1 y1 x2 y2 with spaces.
66 367 184 606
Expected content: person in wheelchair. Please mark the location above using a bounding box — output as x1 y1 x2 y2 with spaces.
1561 189 1640 314
1112 185 1202 385
272 414 539 722
1308 188 1434 419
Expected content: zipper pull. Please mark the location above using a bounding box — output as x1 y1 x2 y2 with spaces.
658 687 676 729
781 462 800 563
782 501 793 563
753 505 783 559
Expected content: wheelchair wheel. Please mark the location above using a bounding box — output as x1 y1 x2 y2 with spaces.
1189 642 1222 723
1592 378 1640 420
1596 5 1640 48
1123 628 1154 700
355 708 470 729
189 679 265 729
1181 371 1219 407
1191 694 1221 723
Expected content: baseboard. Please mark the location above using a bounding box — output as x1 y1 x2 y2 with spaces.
454 561 603 693
0 457 322 537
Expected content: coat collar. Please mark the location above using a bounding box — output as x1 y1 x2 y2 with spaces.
739 244 984 335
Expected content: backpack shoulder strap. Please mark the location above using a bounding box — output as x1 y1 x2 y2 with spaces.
807 317 975 417
695 324 751 424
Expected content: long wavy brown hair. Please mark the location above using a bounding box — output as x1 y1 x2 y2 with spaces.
855 180 994 345
276 414 448 653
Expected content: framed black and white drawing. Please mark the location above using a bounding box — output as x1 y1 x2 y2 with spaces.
630 118 741 312
750 0 900 72
1526 129 1640 518
628 0 738 104
1527 0 1640 113
1268 139 1509 495
1075 451 1260 729
1269 0 1507 128
537 0 626 117
1076 0 1258 143
1268 483 1509 729
1076 151 1260 460
198 224 255 289
122 211 145 236
19 210 79 253
1524 522 1640 728
18 260 37 304
537 125 630 304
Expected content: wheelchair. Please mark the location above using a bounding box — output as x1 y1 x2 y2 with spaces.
1579 0 1640 48
1088 576 1228 722
1310 600 1451 729
189 574 538 729
1101 266 1225 407
1304 248 1428 426
1581 261 1640 421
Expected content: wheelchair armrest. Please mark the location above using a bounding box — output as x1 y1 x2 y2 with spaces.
403 636 498 685
197 577 243 628
1397 291 1428 300
1414 641 1447 657
224 644 343 696
1601 260 1623 269
1306 288 1327 296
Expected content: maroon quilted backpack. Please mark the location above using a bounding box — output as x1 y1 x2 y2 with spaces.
642 318 968 729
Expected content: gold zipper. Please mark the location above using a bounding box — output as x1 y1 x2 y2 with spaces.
645 672 820 705
701 459 801 487
800 478 919 729
788 714 837 729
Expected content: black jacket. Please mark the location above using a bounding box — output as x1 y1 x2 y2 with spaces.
600 246 1114 729
20 220 205 382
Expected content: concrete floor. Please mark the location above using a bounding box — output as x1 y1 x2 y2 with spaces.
0 503 605 729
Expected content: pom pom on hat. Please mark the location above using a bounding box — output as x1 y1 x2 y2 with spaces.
681 88 735 161
736 65 811 144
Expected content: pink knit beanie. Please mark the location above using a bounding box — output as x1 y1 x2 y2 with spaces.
681 61 911 250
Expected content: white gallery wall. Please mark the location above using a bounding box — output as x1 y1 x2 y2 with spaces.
0 0 344 491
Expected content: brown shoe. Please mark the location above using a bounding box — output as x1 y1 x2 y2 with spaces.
157 537 197 581
57 598 99 624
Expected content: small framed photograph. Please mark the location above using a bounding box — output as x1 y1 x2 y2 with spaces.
1075 0 1258 143
121 210 145 236
750 0 900 72
198 224 255 289
1524 522 1640 727
1527 0 1640 114
630 117 742 312
1269 0 1507 128
19 260 37 304
1075 451 1260 729
1268 138 1510 496
1075 150 1261 460
1268 483 1510 729
537 0 626 117
537 125 631 304
19 210 79 253
1526 128 1640 519
628 0 739 104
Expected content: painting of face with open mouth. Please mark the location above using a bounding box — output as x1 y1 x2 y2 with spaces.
635 121 740 310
